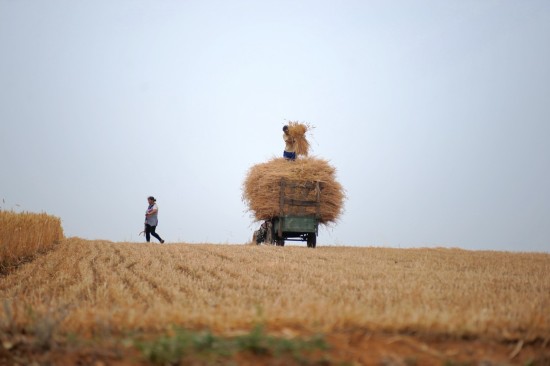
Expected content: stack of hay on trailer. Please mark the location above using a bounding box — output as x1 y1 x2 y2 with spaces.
242 122 345 227
242 156 345 225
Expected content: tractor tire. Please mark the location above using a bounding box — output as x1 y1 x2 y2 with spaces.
266 224 273 245
307 233 316 248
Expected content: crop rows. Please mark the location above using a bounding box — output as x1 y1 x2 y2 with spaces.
1 238 549 344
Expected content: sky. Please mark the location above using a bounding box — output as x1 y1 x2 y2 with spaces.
1 0 549 252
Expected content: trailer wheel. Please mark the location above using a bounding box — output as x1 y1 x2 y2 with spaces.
276 239 285 246
266 222 273 245
307 233 316 248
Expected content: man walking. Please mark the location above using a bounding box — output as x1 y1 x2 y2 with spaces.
145 196 165 243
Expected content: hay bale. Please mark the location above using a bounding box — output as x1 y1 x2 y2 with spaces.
242 157 345 225
287 121 313 156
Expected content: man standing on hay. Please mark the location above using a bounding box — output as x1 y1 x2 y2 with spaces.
283 122 311 159
282 125 296 161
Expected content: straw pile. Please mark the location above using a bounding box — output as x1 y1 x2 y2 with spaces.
242 157 345 225
0 211 63 273
287 121 313 156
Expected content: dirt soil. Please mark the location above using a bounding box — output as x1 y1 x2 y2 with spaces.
1 331 549 366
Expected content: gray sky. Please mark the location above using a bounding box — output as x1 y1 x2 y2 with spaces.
1 0 549 252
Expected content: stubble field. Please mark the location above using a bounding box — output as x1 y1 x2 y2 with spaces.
1 237 549 365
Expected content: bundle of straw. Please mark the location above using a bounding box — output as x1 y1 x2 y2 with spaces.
287 121 313 156
242 157 345 224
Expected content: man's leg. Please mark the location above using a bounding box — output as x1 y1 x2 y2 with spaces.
150 226 164 243
283 151 296 160
145 224 152 242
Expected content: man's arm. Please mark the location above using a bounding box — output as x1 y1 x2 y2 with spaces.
146 206 158 216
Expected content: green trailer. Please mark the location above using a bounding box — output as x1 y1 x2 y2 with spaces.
254 178 322 248
271 214 318 248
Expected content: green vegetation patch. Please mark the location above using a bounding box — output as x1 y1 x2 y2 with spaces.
136 324 328 365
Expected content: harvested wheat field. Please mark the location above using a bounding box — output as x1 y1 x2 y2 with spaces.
1 238 549 365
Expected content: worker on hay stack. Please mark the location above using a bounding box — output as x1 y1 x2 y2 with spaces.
282 125 296 161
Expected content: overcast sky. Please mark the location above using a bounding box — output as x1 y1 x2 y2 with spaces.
1 0 549 252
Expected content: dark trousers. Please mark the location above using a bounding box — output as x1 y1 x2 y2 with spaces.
145 224 163 242
283 151 296 160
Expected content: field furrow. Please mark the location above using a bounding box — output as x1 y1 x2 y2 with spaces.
1 238 549 345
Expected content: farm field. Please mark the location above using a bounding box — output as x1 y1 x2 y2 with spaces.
1 238 549 365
